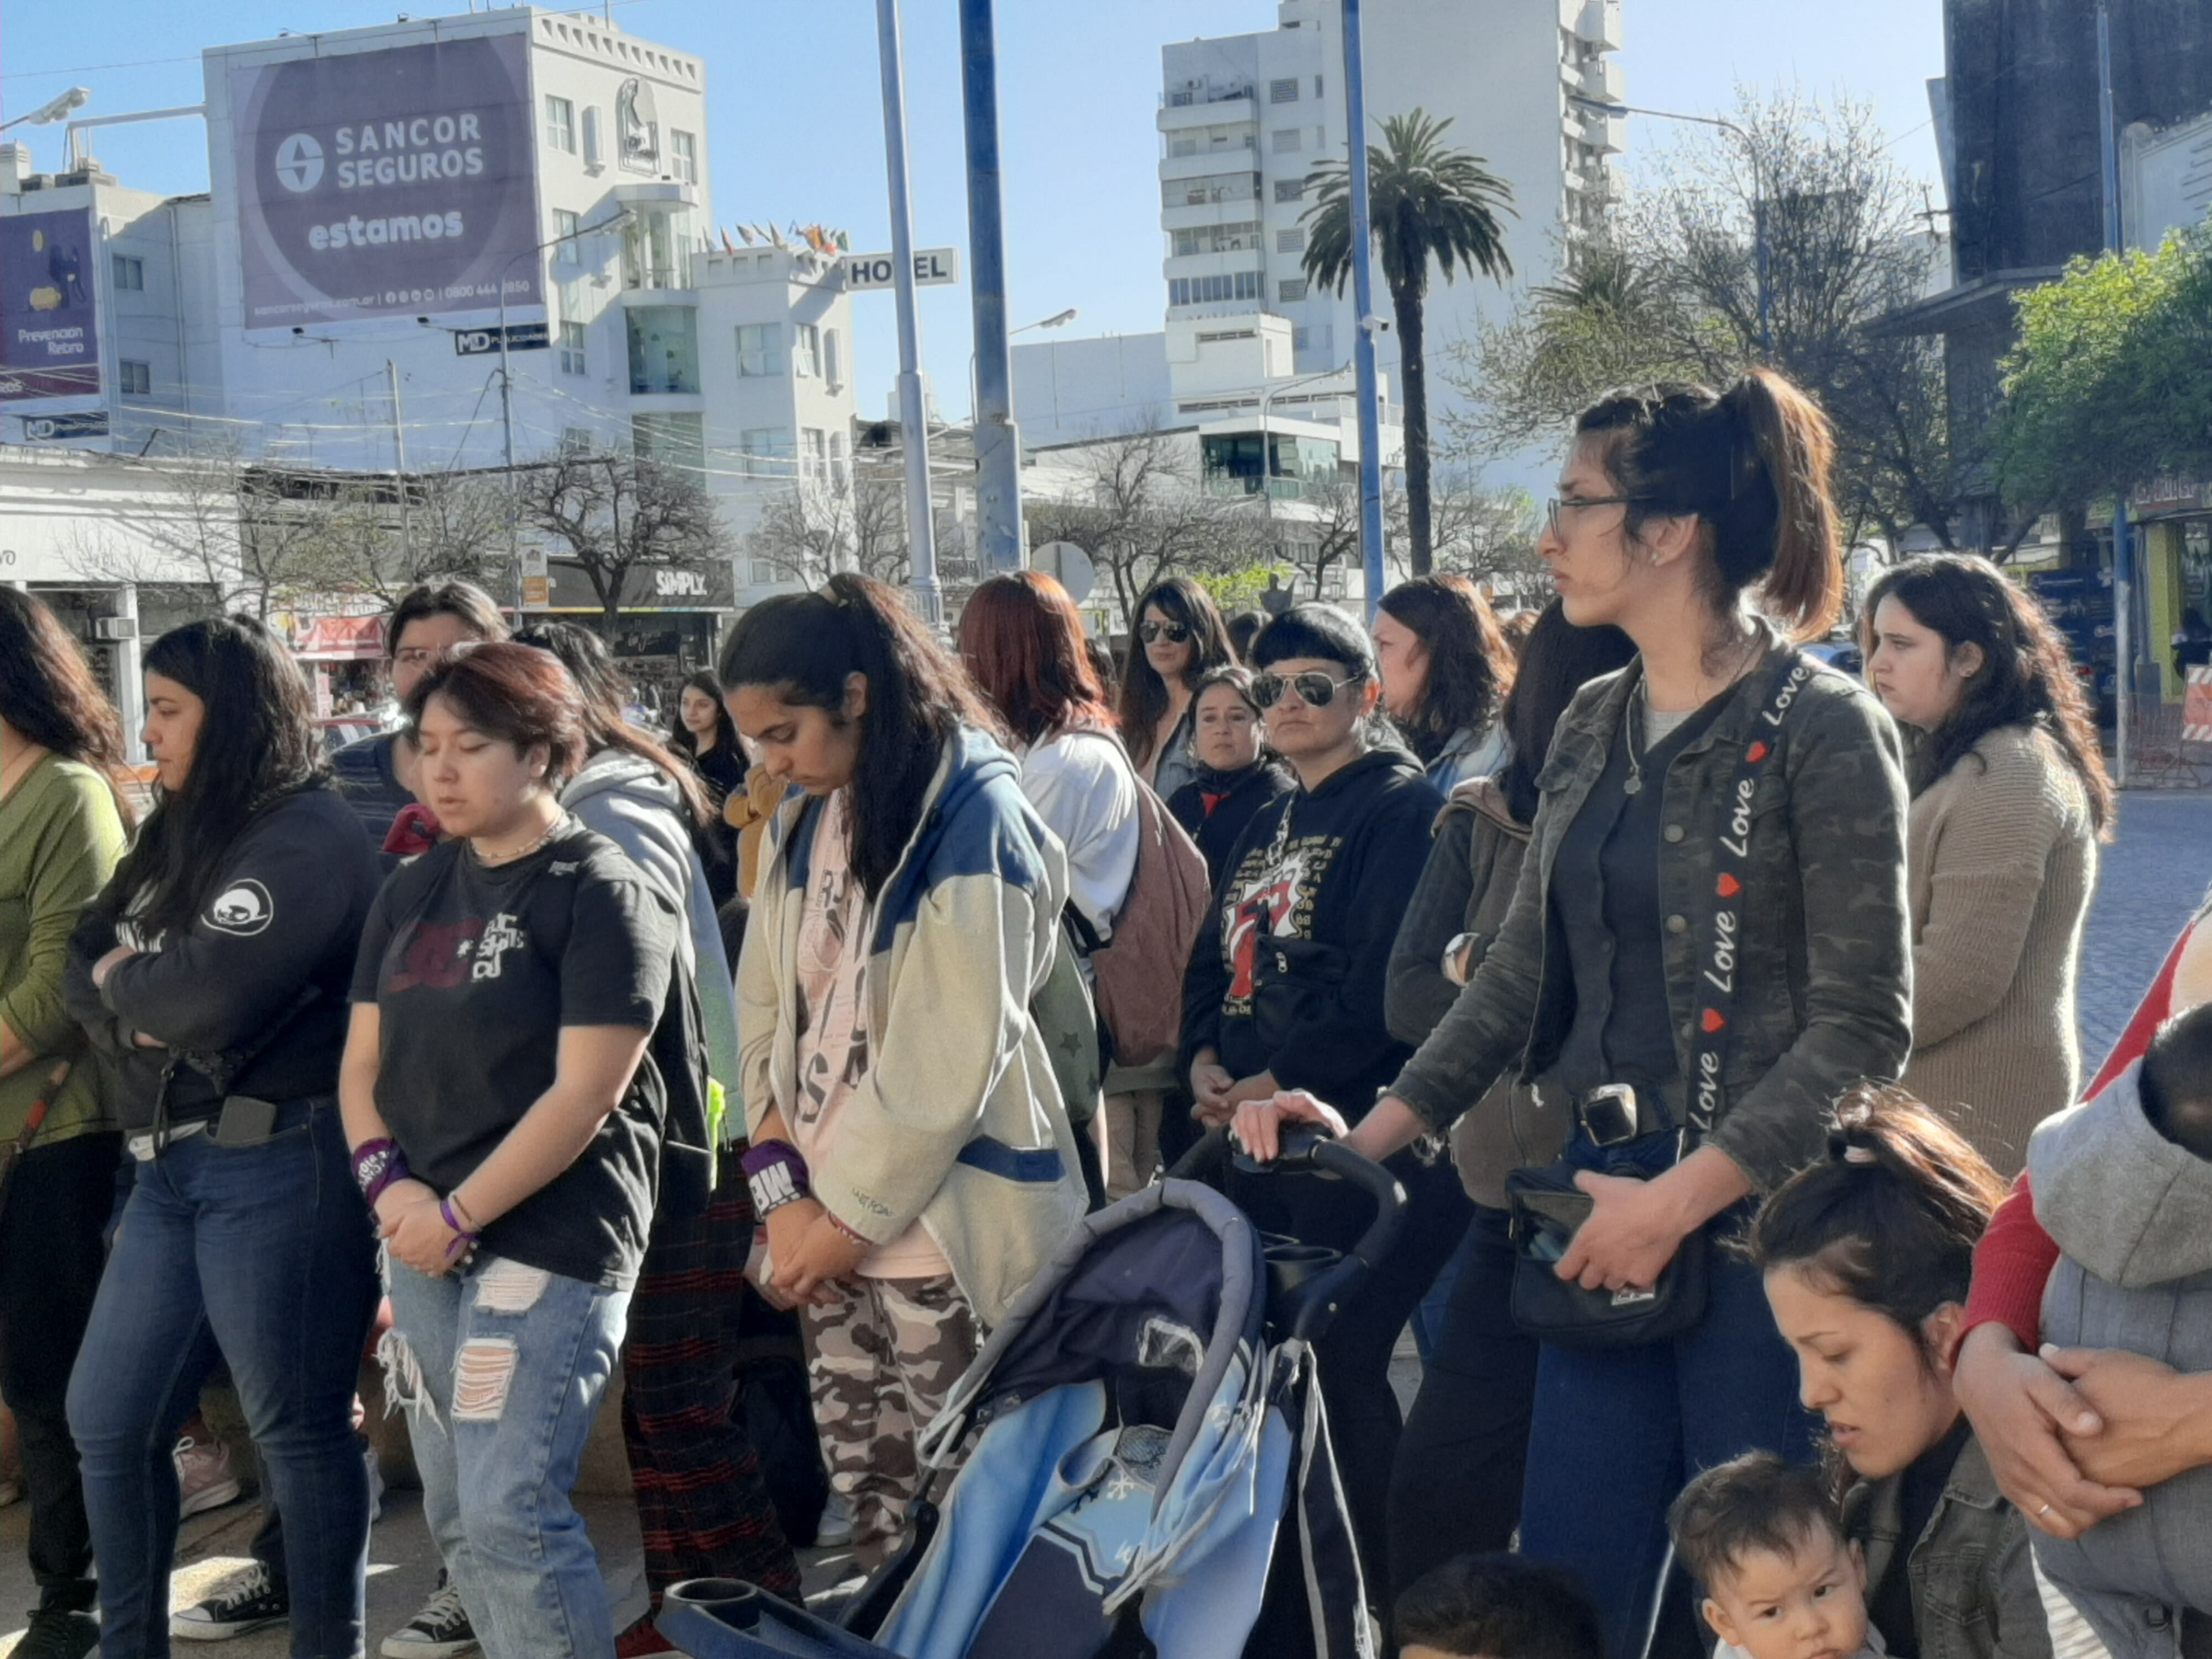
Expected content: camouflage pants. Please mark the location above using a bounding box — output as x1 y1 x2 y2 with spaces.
798 1273 979 1566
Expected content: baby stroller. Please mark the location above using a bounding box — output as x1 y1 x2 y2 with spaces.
659 1126 1405 1659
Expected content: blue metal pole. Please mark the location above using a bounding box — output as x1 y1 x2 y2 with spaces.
1339 0 1386 619
2099 0 2133 785
959 0 1023 572
874 0 940 624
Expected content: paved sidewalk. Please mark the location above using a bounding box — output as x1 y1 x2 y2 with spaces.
2075 790 2212 1066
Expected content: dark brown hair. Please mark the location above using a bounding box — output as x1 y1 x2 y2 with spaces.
404 640 588 787
1577 367 1843 640
958 571 1114 745
0 586 132 826
1497 599 1637 823
1749 1083 2007 1366
719 574 1003 898
1394 1553 1603 1659
1118 575 1235 769
1668 1452 1844 1590
1860 553 2113 837
386 580 507 656
667 668 743 764
1378 574 1515 766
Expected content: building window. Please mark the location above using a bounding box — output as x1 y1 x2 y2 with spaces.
1293 325 1311 350
1269 77 1301 103
742 426 794 478
560 427 593 455
735 322 785 377
1164 171 1261 208
1172 219 1261 256
626 306 700 395
749 559 784 585
119 359 152 395
545 95 576 154
1279 278 1308 302
111 254 145 291
1272 128 1302 154
1275 177 1305 203
823 328 843 390
1314 74 1325 97
1168 271 1264 305
552 208 581 263
830 431 849 490
670 129 697 184
794 322 822 379
1276 228 1307 254
632 411 705 476
801 427 829 482
559 321 588 377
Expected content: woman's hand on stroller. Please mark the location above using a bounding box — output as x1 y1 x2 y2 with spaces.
1230 1091 1350 1164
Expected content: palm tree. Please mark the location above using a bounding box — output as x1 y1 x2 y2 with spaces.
1303 109 1515 575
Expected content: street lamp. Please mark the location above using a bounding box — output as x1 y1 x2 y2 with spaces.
970 307 1076 424
0 86 88 132
1569 92 1772 354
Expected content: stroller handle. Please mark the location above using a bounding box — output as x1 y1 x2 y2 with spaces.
1238 1125 1407 1276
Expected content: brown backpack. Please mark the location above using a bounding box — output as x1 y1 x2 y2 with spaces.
1086 778 1212 1068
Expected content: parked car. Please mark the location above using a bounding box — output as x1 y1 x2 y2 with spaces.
1806 639 1864 677
315 715 385 753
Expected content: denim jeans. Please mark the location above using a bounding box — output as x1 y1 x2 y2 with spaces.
66 1103 379 1659
383 1254 630 1659
1515 1131 1818 1659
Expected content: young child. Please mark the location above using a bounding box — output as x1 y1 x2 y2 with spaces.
1668 1453 1886 1659
1392 1553 1604 1659
2022 1001 2212 1659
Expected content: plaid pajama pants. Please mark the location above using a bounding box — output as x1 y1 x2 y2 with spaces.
620 1146 802 1604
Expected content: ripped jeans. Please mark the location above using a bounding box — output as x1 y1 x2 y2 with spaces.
382 1254 630 1659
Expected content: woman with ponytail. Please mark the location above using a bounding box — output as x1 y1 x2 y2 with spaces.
1233 369 1914 1651
1751 1087 2055 1659
1861 554 2112 1177
719 575 1087 1568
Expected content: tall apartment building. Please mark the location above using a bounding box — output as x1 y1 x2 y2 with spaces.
1158 0 1623 443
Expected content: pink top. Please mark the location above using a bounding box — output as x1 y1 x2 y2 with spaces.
789 788 949 1280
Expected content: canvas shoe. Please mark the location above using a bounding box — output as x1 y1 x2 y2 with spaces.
379 1575 477 1659
171 1562 288 1641
174 1434 243 1519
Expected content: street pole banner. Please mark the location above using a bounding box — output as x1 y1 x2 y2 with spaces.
0 208 102 399
229 34 541 331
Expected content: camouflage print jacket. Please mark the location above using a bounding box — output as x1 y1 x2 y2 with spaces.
1387 640 1913 1193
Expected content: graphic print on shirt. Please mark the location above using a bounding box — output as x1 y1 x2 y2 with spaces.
471 912 526 981
1220 828 1340 1011
794 794 870 1131
205 878 275 936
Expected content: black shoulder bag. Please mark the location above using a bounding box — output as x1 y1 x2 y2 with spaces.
1505 653 1815 1349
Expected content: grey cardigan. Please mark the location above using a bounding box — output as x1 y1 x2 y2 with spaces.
1387 644 1913 1192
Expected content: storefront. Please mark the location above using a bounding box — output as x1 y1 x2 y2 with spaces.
536 557 735 720
2135 478 2212 702
287 612 389 716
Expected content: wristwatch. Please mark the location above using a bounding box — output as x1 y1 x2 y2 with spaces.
1442 931 1479 987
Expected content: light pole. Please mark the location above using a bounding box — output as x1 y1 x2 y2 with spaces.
2097 0 2133 785
1571 93 1771 355
959 0 1024 572
1339 0 1387 620
969 307 1076 430
1255 360 1353 541
875 0 943 625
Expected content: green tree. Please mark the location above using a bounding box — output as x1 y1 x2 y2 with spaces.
1997 227 2212 515
1302 109 1515 576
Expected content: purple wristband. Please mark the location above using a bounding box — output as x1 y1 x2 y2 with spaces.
439 1198 479 1262
739 1140 809 1186
353 1138 410 1207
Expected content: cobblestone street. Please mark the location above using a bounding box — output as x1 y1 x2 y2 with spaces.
2075 790 2212 1067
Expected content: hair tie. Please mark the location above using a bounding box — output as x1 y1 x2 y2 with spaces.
1841 1144 1879 1165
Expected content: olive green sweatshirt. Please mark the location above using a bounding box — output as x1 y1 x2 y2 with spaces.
0 753 128 1145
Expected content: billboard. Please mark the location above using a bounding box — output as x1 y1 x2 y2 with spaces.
229 34 541 330
0 208 102 399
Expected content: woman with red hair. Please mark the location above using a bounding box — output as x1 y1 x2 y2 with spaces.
959 573 1147 1194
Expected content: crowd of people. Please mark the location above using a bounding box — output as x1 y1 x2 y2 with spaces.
3 358 2210 1659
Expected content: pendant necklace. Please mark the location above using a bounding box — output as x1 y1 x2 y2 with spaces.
1623 679 1651 796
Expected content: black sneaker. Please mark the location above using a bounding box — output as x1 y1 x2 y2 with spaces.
379 1575 477 1659
170 1562 289 1641
18 1609 100 1659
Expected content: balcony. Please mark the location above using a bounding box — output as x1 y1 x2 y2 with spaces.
1573 0 1625 51
1160 167 1264 209
1162 80 1255 114
1576 57 1625 105
627 306 700 397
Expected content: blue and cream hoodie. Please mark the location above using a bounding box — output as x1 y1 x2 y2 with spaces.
737 728 1088 1326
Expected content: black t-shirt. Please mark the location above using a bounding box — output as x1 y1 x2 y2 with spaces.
349 822 679 1288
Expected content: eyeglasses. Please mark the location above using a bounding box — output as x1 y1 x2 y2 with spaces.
1545 494 1651 536
1253 670 1358 709
1138 619 1191 645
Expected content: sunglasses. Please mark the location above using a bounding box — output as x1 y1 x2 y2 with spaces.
1138 620 1191 644
1253 670 1358 709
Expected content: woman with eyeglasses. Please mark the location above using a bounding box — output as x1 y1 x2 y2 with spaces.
1118 576 1235 804
1231 371 1913 1659
1178 602 1463 1594
1373 575 1517 795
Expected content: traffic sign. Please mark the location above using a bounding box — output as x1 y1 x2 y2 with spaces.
1031 541 1096 604
843 248 960 292
453 322 551 357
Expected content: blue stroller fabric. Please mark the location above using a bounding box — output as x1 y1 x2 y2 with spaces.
660 1179 1375 1659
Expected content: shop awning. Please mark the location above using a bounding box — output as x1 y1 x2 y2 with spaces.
293 614 387 660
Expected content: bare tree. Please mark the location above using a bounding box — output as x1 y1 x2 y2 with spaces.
1023 426 1259 624
1267 474 1366 601
514 446 732 636
747 476 915 589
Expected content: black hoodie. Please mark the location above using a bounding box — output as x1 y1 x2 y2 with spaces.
1180 747 1441 1117
1166 759 1294 891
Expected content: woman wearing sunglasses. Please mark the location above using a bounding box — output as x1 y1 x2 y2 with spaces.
1117 576 1235 804
1178 603 1463 1595
1232 371 1913 1659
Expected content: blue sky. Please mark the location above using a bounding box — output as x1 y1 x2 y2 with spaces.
3 0 1947 420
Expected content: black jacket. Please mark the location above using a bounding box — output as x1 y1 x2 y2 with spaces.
1166 760 1293 891
1180 747 1441 1115
65 785 381 1130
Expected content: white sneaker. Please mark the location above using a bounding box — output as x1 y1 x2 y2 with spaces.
380 1578 477 1659
171 1562 288 1641
174 1436 243 1520
813 1490 856 1548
